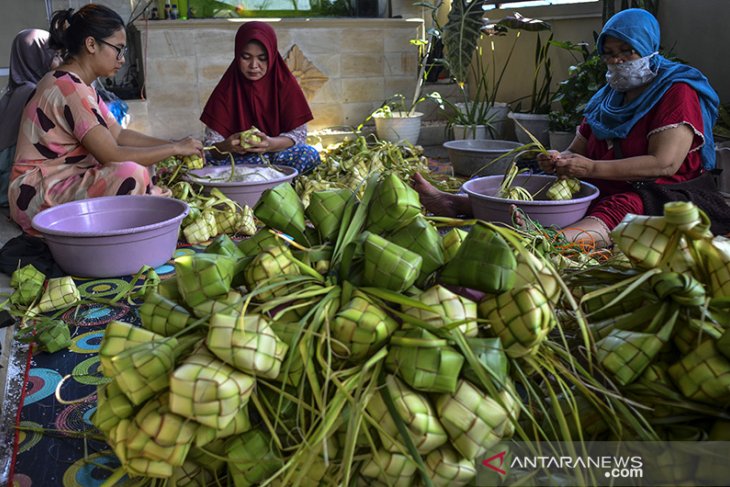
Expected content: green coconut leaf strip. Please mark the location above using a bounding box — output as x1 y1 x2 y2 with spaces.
520 358 591 485
276 349 387 486
341 354 385 484
547 343 659 441
250 392 285 452
359 286 437 313
510 362 556 442
332 173 379 268
379 370 433 487
257 284 337 315
87 265 155 306
580 268 662 318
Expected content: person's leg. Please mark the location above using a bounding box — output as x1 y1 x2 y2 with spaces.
272 144 321 174
510 206 613 248
412 172 472 217
82 161 170 198
558 216 612 248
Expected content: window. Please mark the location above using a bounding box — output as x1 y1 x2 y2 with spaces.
484 0 598 9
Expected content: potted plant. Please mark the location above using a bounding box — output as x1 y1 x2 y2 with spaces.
371 94 426 145
548 38 605 151
429 56 495 140
501 13 553 147
368 36 435 145
426 0 520 140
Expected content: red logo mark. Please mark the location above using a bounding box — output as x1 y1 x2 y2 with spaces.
483 450 507 476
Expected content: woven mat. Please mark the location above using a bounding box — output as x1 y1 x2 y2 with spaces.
4 243 207 486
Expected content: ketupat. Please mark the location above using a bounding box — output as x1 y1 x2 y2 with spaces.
385 328 465 394
366 173 421 234
332 291 399 362
239 126 262 148
174 253 237 307
361 232 422 292
366 374 449 454
206 312 288 380
439 223 517 294
169 346 255 430
401 284 479 337
478 283 555 358
435 379 514 460
87 174 730 486
546 177 580 201
9 264 45 307
34 276 81 314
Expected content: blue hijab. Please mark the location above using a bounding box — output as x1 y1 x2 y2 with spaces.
584 9 720 169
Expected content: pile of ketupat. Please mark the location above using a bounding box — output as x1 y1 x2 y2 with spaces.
155 154 257 244
295 136 434 206
95 174 730 485
8 169 730 485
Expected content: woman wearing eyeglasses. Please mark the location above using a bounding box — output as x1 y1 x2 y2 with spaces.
9 4 202 235
414 8 729 245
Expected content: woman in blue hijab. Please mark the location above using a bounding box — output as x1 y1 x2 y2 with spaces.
414 8 728 244
537 8 727 243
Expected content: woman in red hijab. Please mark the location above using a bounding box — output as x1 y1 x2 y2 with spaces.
200 21 320 174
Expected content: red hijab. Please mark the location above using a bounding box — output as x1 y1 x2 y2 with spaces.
200 21 313 138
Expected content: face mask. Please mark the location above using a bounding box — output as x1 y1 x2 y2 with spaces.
605 53 658 92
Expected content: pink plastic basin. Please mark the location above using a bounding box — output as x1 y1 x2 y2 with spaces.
462 174 600 228
31 195 189 278
187 164 298 208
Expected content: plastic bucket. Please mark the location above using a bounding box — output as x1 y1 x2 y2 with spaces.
32 195 189 277
462 174 600 227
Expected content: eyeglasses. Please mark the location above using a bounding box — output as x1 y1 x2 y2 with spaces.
600 48 638 63
97 39 127 61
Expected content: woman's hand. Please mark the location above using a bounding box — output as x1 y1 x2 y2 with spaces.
242 130 272 153
213 133 244 155
173 137 204 157
537 150 561 173
553 153 596 179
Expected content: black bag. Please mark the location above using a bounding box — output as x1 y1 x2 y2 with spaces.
630 172 730 236
0 234 65 278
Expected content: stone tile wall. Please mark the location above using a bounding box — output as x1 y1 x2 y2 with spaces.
131 18 425 139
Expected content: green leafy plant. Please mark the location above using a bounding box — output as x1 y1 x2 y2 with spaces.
439 0 488 87
189 0 239 18
549 38 606 132
425 0 519 136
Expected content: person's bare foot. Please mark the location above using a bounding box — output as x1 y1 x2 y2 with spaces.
510 204 526 229
412 172 471 217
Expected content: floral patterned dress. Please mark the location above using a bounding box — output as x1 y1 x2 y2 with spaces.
9 70 167 235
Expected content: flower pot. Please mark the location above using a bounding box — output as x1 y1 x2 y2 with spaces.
374 111 423 145
452 124 490 140
487 102 510 139
452 102 510 140
548 130 575 152
443 139 522 177
508 112 550 147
